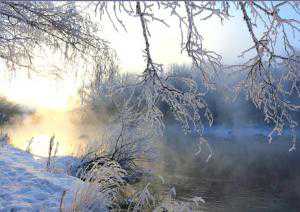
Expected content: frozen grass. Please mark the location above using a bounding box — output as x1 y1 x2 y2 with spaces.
0 133 208 211
60 183 108 212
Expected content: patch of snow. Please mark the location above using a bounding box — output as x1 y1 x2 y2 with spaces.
0 144 82 211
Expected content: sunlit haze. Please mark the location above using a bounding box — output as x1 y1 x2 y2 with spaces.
0 9 252 109
2 2 300 210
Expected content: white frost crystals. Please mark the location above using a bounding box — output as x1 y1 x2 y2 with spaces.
91 1 300 149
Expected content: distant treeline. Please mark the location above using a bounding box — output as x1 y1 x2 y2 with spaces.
161 64 300 127
83 64 300 128
0 97 24 126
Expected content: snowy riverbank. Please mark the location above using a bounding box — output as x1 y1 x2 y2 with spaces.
0 143 81 211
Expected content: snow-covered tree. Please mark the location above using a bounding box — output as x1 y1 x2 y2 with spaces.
0 1 114 75
1 1 300 150
86 1 300 150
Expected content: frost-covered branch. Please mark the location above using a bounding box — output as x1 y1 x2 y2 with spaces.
0 1 113 75
235 1 300 149
87 1 300 149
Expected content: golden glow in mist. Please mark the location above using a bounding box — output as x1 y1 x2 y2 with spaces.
7 109 81 157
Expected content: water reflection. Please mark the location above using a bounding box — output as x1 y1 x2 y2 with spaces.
161 126 300 212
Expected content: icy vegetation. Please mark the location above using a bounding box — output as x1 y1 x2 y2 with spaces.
1 1 300 211
0 133 206 211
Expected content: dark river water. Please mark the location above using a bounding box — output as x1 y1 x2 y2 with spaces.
161 126 300 211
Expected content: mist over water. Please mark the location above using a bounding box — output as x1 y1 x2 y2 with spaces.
6 105 106 157
159 124 300 211
2 66 300 211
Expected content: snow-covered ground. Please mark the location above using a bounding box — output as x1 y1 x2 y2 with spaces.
0 142 81 211
1 125 297 211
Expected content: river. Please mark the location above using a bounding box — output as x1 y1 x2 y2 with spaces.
161 126 300 211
